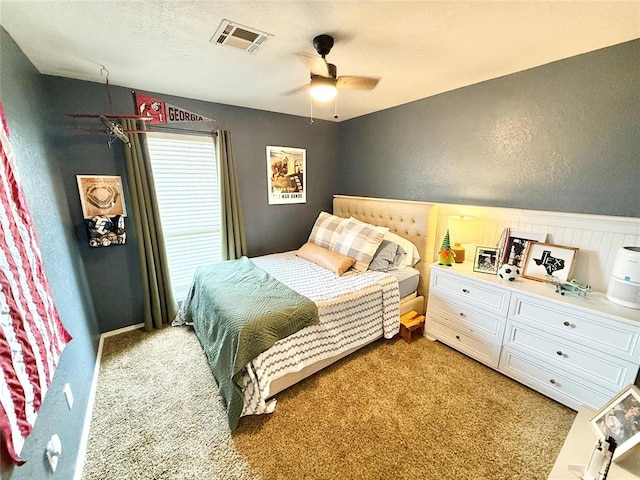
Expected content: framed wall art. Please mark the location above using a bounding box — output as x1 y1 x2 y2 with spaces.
266 145 306 204
521 241 579 283
500 230 548 268
473 246 499 274
76 175 127 218
590 384 640 460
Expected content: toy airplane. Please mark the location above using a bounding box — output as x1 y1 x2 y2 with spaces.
546 276 591 297
67 113 152 148
99 115 130 147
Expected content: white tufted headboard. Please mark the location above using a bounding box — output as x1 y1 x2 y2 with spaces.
333 195 439 301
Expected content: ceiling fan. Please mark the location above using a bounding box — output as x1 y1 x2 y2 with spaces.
285 34 380 103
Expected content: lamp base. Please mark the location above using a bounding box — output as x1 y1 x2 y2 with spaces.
453 247 465 263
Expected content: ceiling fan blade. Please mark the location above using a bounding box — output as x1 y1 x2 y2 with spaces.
336 76 380 90
295 53 329 77
282 84 310 96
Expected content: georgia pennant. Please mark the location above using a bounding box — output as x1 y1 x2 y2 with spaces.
134 92 213 125
0 101 72 463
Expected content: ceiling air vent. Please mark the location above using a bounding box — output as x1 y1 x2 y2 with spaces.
211 20 272 54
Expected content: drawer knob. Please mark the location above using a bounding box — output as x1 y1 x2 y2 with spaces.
455 335 461 340
459 312 465 317
562 321 574 328
549 379 557 385
556 351 563 356
462 289 469 293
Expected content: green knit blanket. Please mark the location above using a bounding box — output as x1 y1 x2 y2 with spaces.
183 256 319 430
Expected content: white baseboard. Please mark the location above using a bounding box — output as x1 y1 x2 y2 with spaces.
73 322 144 480
102 322 145 338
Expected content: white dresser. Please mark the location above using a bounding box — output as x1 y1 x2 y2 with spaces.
426 263 640 411
426 264 510 368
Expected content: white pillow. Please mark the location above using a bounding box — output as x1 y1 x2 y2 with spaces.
384 231 421 268
332 219 388 272
347 217 389 236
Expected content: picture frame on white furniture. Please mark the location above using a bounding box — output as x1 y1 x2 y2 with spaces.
473 246 499 274
590 384 640 461
500 230 547 268
521 242 579 283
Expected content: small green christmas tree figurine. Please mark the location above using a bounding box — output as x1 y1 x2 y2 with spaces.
438 229 456 266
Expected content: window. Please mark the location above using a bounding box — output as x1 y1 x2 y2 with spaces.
146 132 221 301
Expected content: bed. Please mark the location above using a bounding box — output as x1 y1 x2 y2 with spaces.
178 195 439 428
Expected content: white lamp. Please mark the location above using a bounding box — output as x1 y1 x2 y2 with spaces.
447 215 476 263
310 76 337 102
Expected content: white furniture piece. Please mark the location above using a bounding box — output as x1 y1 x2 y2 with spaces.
426 263 510 369
548 405 640 480
426 263 640 411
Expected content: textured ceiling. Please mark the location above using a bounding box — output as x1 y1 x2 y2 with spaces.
1 1 638 122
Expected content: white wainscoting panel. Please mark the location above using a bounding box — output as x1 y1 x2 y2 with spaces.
434 203 640 293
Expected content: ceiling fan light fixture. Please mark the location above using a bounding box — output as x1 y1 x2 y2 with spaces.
309 77 337 102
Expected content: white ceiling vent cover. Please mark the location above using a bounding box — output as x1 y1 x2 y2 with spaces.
211 20 272 54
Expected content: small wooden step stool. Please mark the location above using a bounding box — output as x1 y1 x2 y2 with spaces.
399 310 425 344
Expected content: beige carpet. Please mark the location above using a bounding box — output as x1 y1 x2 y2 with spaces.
82 326 575 480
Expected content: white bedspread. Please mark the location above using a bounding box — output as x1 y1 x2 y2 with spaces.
240 251 400 417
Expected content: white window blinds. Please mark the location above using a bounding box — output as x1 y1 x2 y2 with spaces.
146 132 221 301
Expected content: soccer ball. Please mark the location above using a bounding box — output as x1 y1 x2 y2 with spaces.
498 264 520 281
88 215 113 236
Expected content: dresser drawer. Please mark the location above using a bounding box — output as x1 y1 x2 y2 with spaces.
503 321 639 393
510 294 640 362
427 316 501 368
431 270 510 316
499 349 612 410
428 294 504 340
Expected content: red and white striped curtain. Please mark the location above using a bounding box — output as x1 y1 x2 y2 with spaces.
0 102 72 463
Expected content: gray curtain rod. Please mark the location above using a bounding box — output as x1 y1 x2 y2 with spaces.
146 125 217 137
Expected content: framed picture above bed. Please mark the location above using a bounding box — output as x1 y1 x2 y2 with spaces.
266 145 306 204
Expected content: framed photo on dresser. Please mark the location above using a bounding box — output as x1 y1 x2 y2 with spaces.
590 384 640 460
521 242 579 283
500 230 547 268
473 246 499 274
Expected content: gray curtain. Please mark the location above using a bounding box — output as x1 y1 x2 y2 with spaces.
218 129 247 259
122 119 177 331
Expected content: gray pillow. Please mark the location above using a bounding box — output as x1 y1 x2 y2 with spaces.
393 245 407 269
368 240 400 271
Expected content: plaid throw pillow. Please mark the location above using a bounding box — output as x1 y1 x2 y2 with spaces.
332 219 388 272
308 212 350 250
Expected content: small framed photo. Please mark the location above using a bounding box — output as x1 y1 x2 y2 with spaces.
500 230 547 268
76 175 127 218
521 242 579 283
473 246 499 274
590 384 640 460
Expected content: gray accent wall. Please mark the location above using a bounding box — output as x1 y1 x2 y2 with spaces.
42 76 340 332
1 28 100 480
338 39 640 218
